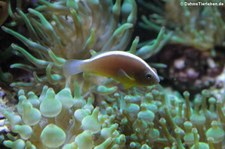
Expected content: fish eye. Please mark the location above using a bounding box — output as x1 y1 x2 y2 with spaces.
145 73 152 79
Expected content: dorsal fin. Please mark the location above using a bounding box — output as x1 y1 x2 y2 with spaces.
152 68 157 73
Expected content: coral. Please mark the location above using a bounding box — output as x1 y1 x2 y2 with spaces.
154 45 225 93
1 0 137 92
98 86 225 148
123 88 224 148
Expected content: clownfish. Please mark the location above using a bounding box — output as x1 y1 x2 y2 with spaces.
63 51 160 88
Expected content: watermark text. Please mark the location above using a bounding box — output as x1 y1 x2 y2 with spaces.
180 1 224 6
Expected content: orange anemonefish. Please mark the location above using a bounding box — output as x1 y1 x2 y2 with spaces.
63 51 160 88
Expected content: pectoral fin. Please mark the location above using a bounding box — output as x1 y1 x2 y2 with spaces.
118 69 135 81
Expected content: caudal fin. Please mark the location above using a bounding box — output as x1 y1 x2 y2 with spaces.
63 60 84 77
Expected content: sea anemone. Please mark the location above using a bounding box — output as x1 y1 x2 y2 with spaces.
139 0 225 50
1 85 125 148
1 84 224 148
2 0 137 92
0 0 8 26
138 0 225 93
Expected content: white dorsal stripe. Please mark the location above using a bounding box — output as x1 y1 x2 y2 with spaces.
89 51 148 67
88 51 160 82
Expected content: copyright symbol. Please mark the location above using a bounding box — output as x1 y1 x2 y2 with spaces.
180 2 183 6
